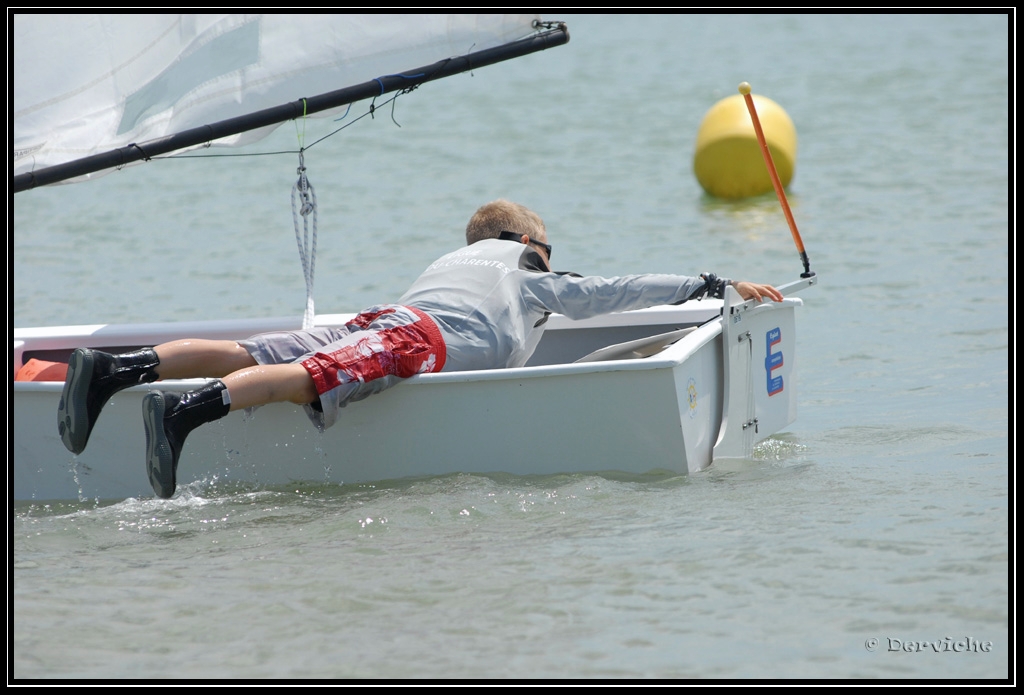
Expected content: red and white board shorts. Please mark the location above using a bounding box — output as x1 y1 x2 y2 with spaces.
239 304 446 430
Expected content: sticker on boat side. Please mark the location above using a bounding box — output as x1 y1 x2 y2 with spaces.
687 377 698 418
765 327 784 396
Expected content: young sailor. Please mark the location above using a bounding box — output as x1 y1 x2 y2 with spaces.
58 199 783 499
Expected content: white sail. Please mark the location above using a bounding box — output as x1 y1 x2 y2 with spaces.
12 14 541 180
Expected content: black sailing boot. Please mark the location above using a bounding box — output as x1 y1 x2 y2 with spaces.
144 380 231 499
58 348 161 454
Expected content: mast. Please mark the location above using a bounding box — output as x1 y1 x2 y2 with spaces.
13 23 569 194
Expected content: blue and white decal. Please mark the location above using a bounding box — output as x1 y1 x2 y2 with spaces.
765 327 784 396
687 377 698 418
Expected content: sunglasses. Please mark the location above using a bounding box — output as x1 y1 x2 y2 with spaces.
527 236 552 260
498 230 552 261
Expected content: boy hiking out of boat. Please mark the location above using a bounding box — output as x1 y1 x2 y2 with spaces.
57 199 783 499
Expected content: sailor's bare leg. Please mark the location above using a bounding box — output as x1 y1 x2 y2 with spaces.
152 340 316 409
153 339 257 380
221 363 318 411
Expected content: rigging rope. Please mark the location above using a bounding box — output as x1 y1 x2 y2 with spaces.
291 149 318 330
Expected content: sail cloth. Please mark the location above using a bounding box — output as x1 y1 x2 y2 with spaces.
13 14 542 183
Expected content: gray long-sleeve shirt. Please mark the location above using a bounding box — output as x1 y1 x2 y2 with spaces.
398 238 709 372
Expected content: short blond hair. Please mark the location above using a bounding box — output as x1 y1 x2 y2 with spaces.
465 199 546 245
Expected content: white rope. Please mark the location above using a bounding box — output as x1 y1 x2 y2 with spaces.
291 151 318 330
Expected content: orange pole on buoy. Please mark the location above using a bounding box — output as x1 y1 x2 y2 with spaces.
739 82 814 278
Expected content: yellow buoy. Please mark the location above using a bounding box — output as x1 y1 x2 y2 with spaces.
693 92 797 199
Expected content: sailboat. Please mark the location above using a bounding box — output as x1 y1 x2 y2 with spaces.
13 14 815 502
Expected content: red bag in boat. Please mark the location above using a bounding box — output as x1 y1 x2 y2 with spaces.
15 358 68 382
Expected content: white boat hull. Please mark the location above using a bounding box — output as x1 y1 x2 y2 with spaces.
14 284 811 501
